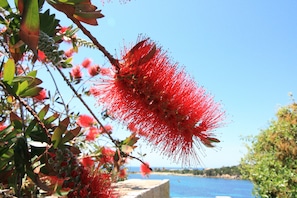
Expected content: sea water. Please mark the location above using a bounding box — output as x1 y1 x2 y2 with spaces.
127 168 254 198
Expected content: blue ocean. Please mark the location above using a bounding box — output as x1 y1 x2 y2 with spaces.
127 167 254 198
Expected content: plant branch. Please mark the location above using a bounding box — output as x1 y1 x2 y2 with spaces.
0 81 50 140
54 66 118 146
44 63 68 114
65 14 121 71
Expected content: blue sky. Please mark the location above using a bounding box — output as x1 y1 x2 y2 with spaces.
79 0 297 168
94 0 297 168
26 0 297 168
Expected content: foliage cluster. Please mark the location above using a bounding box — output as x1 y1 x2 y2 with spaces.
241 102 297 197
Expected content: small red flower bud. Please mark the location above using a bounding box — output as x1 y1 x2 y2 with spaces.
34 89 47 101
140 162 151 177
86 127 100 141
88 64 100 76
38 50 47 63
81 58 92 68
76 114 95 127
71 65 83 79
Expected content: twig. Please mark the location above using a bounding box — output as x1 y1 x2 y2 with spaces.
44 63 68 114
63 13 121 71
0 81 50 140
54 66 118 146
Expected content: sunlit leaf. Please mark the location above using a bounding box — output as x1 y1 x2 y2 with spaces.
6 95 14 103
3 59 15 85
27 70 37 77
16 80 29 96
121 145 134 154
122 133 139 146
0 0 11 12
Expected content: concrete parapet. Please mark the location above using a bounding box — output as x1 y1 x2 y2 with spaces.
115 179 170 198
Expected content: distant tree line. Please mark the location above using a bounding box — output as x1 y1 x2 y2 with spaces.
153 165 241 178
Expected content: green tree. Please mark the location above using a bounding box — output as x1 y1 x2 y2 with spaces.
241 102 297 197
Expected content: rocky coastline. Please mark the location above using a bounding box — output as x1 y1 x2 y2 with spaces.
129 165 242 180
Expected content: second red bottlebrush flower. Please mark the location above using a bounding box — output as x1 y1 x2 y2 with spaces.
91 38 225 165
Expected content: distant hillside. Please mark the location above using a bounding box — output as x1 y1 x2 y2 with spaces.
153 165 242 179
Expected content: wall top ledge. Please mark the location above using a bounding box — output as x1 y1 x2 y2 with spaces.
114 179 170 198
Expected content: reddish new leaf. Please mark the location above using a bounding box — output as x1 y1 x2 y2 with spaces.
19 0 40 53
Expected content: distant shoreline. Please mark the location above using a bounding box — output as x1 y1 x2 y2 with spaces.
129 171 242 180
128 165 243 180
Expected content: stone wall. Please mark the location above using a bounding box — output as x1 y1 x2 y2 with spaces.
115 179 170 198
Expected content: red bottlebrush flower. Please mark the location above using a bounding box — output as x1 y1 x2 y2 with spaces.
80 156 94 167
86 127 100 141
88 64 100 76
34 89 47 101
38 50 47 63
70 65 82 79
67 168 116 198
140 162 151 177
81 58 92 68
76 114 95 127
100 147 115 164
91 38 224 165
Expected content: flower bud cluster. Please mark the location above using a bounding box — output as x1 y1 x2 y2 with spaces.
48 148 79 179
38 31 72 68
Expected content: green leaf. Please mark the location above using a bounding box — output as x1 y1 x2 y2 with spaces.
0 0 11 12
0 147 10 159
61 126 81 144
19 86 43 97
25 119 37 137
4 127 19 141
28 77 42 87
38 104 50 120
51 117 70 148
44 113 59 125
14 136 30 174
3 59 15 85
27 70 37 77
0 125 14 136
122 133 139 146
16 80 29 96
39 9 60 37
12 76 42 89
19 0 40 51
57 0 84 5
